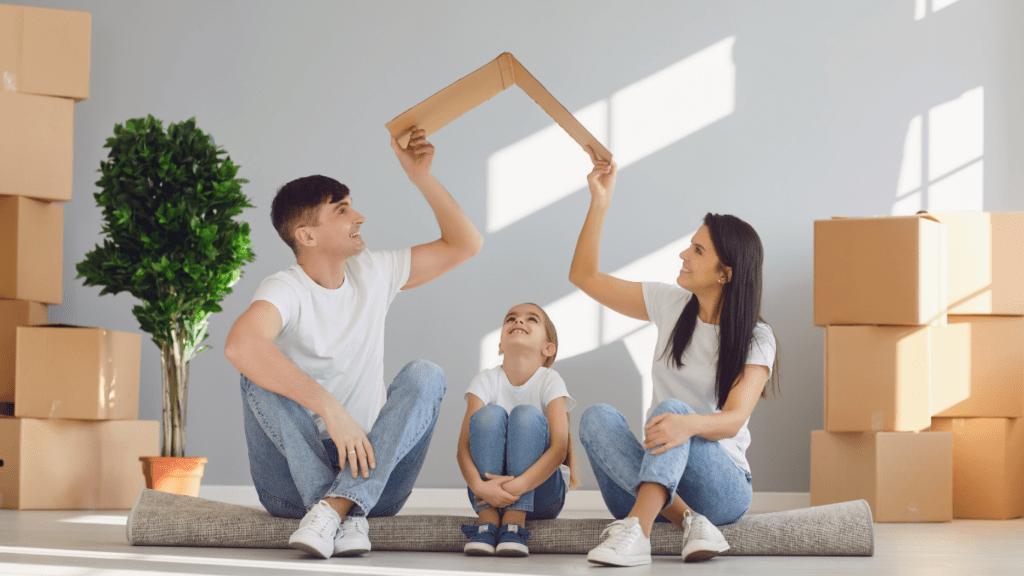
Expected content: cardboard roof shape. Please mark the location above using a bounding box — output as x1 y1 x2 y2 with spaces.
386 52 612 162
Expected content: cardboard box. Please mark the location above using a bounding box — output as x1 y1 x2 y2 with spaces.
0 195 64 303
0 300 47 403
0 92 74 201
15 325 141 420
0 4 91 100
933 316 1024 418
814 215 946 326
0 417 158 509
929 418 1024 519
930 212 1024 315
386 52 611 161
825 324 972 432
810 430 952 522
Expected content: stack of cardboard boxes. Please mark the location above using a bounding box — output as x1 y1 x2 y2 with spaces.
810 212 1024 522
0 4 158 510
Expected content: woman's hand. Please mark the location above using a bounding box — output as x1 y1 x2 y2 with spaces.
473 473 519 509
323 410 375 479
585 145 617 202
644 413 697 455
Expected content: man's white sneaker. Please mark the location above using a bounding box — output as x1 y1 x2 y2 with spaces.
333 515 371 556
681 510 730 562
288 500 341 559
586 517 651 567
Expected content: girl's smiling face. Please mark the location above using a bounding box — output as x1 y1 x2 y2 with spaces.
498 303 556 364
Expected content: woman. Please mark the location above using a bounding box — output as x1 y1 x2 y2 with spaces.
569 148 778 567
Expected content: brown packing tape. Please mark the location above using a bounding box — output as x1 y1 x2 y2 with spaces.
385 52 612 161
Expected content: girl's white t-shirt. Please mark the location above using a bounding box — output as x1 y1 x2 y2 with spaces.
251 248 411 436
642 281 776 473
465 366 576 482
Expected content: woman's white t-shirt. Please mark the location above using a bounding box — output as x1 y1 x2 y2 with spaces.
251 248 411 436
643 282 776 473
465 365 576 481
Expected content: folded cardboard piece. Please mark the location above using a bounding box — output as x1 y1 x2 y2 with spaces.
932 315 1024 418
0 91 75 201
0 300 47 403
14 324 141 420
0 195 64 303
814 214 946 326
824 323 971 432
929 417 1024 520
0 417 158 509
930 212 1024 315
810 430 952 522
0 3 91 100
385 52 612 162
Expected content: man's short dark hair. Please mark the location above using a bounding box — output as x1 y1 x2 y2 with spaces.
270 175 350 254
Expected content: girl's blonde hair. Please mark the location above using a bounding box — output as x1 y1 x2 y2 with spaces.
523 303 580 490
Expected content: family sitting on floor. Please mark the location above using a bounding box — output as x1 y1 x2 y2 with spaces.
223 128 778 567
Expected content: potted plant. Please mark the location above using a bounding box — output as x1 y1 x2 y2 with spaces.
76 115 255 496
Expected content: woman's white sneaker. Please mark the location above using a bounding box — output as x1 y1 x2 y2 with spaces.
681 510 729 562
333 515 371 556
587 517 651 567
288 500 341 559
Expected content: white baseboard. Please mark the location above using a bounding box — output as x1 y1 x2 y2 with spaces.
198 485 809 514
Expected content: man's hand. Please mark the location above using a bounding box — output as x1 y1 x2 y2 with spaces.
473 473 519 509
391 127 434 178
324 411 376 479
644 413 696 455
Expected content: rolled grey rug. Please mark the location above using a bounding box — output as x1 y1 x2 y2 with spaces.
126 488 873 556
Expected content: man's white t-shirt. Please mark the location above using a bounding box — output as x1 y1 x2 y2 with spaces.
642 282 776 473
252 248 411 436
465 365 576 482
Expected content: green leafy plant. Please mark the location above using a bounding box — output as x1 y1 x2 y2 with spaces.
77 115 255 457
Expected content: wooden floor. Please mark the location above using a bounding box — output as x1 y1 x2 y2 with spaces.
2 505 1023 576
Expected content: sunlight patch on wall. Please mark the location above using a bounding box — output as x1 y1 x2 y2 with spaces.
487 101 608 233
893 87 983 215
486 36 736 233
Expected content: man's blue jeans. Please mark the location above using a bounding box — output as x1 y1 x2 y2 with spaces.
579 399 752 526
240 360 445 519
466 404 565 519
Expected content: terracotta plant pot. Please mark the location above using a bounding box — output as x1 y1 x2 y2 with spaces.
139 456 208 497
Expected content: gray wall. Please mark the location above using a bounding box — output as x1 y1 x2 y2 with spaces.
25 0 1023 491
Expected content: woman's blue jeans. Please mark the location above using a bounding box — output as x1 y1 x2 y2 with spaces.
240 359 445 519
467 404 566 519
579 399 752 526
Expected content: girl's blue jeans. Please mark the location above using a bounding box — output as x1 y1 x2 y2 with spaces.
240 359 445 519
579 399 752 526
467 404 566 519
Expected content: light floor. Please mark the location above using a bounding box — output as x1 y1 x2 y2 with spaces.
2 504 1024 576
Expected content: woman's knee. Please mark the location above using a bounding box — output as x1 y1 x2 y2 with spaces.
580 404 623 447
470 404 507 432
649 398 696 419
399 360 447 399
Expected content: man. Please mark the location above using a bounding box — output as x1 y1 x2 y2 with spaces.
224 128 482 558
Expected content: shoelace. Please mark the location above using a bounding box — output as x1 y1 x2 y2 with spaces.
305 506 338 538
338 517 365 537
598 519 640 550
682 511 704 541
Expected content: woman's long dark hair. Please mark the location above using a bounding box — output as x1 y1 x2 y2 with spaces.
661 213 778 409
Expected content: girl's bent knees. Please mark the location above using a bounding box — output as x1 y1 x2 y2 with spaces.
470 404 507 431
507 404 545 431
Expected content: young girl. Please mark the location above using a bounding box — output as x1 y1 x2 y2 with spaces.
569 148 778 567
457 303 579 557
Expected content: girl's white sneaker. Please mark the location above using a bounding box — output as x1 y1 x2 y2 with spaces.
586 517 651 567
681 510 730 562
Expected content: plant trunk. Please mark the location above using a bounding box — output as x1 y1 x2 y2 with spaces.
160 328 189 457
